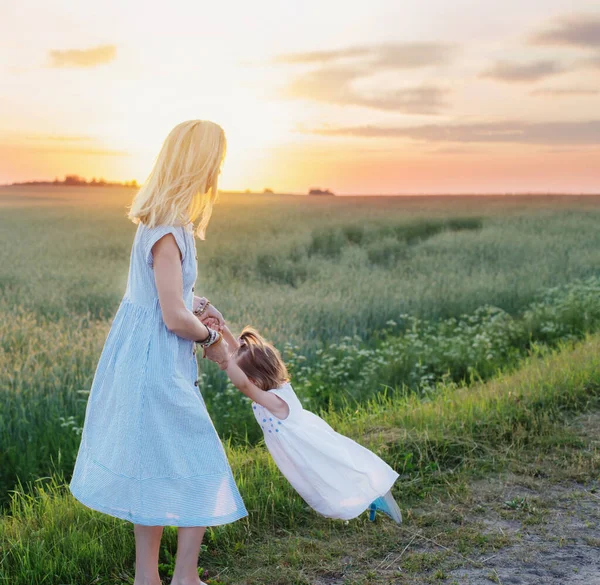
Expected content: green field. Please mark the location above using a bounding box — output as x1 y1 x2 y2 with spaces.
1 186 600 584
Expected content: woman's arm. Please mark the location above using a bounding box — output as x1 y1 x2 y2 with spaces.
152 235 230 370
153 235 211 340
225 361 289 419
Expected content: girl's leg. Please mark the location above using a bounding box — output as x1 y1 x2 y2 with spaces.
133 524 164 585
171 526 207 585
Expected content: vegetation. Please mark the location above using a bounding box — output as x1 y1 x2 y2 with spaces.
2 187 600 583
9 175 139 188
2 332 599 584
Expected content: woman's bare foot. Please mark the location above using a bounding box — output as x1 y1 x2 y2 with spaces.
169 578 206 585
133 579 162 585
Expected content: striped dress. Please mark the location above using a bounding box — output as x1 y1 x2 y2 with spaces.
69 221 247 527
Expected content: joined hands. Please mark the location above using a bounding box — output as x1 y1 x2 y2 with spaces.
193 296 230 369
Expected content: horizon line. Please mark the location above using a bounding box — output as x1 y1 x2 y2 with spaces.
1 183 599 198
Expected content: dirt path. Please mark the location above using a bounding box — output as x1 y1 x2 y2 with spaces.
436 477 600 584
309 412 600 585
439 412 600 585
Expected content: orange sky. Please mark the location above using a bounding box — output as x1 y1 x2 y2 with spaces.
1 1 599 194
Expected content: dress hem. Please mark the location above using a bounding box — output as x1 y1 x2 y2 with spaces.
69 483 248 527
313 475 399 520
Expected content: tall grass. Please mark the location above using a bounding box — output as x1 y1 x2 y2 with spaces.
3 189 600 505
3 275 600 504
203 277 600 441
2 189 600 343
1 333 599 585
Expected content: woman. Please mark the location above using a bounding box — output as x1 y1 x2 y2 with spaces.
69 120 247 585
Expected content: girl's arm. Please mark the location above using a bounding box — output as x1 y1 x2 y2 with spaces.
220 325 240 353
225 361 290 420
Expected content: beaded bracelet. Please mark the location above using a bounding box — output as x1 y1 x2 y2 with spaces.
195 327 220 348
193 298 211 318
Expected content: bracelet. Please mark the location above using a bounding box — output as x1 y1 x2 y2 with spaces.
201 332 223 359
194 328 211 344
193 298 211 318
195 327 220 348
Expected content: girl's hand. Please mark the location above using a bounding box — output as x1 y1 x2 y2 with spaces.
202 316 221 330
200 304 225 330
193 295 226 330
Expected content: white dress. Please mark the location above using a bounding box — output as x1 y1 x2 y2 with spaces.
252 382 399 520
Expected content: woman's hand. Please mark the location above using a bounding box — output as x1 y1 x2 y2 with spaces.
193 296 226 330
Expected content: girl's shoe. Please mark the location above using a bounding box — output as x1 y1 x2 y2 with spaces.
368 490 402 524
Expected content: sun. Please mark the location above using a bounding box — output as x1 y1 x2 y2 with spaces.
113 88 295 191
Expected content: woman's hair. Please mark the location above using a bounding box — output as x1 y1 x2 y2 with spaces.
127 119 227 240
235 327 290 391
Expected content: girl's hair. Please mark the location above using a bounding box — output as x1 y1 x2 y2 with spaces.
235 327 290 391
127 120 227 240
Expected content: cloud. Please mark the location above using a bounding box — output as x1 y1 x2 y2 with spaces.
430 146 474 155
284 65 447 114
531 14 600 48
583 54 600 68
307 120 600 145
354 86 448 114
274 42 454 68
481 60 564 83
48 45 117 68
530 87 599 96
278 43 454 114
274 46 369 64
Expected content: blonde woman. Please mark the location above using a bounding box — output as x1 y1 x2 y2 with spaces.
69 120 247 585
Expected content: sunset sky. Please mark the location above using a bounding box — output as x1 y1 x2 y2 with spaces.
1 0 599 194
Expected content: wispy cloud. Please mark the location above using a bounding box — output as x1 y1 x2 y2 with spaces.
285 66 448 114
583 53 600 69
531 14 600 48
274 46 369 64
353 86 448 114
275 43 455 68
429 146 474 155
278 43 454 114
530 87 599 96
481 60 564 83
307 120 600 145
48 45 117 68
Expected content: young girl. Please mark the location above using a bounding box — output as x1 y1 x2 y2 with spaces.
218 325 402 523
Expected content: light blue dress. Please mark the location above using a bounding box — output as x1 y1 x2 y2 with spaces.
69 221 248 527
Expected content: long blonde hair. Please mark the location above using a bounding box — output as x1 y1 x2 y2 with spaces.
127 120 226 239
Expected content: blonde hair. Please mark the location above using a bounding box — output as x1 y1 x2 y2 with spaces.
235 327 290 391
127 120 226 239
